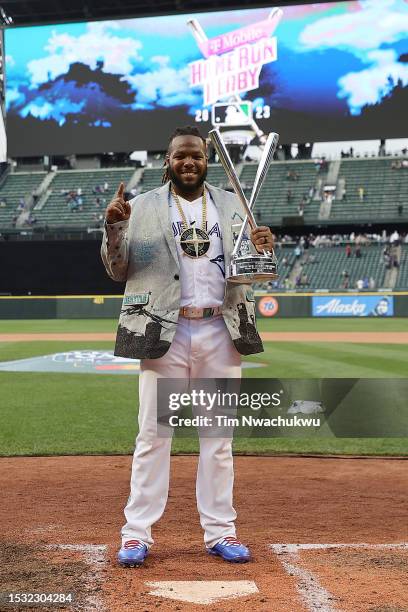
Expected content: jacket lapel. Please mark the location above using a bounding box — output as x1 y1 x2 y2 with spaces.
152 183 179 267
205 182 234 271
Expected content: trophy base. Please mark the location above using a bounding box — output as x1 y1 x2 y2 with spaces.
227 255 279 284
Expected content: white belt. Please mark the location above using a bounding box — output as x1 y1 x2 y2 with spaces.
179 306 223 319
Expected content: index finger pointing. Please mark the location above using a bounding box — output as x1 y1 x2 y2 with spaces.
116 182 125 198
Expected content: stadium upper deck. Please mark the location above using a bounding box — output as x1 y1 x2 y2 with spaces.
0 155 406 230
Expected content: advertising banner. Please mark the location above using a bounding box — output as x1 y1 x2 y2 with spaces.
312 295 394 317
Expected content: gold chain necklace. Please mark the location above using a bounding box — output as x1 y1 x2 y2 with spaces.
171 185 210 258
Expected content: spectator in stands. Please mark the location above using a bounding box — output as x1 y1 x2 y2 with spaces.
349 147 354 158
391 160 408 169
302 236 310 261
363 276 369 289
308 186 314 200
390 230 400 246
345 244 351 258
397 204 403 216
286 170 299 181
92 184 102 194
358 186 365 201
26 212 37 226
295 274 301 288
103 181 109 192
355 245 361 258
18 197 25 211
356 278 364 290
77 187 82 197
95 197 101 208
294 244 301 259
369 277 376 289
341 270 350 289
0 197 7 207
297 203 304 216
66 190 77 204
286 189 292 203
392 255 400 269
300 272 309 286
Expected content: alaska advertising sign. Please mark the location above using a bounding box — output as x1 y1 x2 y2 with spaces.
312 295 394 318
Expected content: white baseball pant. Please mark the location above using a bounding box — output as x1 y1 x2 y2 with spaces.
121 314 241 548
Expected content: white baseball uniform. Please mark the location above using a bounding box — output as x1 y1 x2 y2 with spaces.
121 190 242 548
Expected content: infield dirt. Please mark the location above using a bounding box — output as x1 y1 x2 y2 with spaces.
1 455 407 611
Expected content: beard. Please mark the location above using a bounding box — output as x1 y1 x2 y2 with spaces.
168 165 207 194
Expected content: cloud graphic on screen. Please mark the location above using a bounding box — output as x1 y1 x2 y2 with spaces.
126 60 201 109
338 49 408 115
20 98 86 125
27 21 143 87
299 0 408 51
298 0 408 113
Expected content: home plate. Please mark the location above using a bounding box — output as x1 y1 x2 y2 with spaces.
146 580 259 604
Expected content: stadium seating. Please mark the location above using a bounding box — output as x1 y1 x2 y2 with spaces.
240 161 318 226
395 245 408 290
0 171 46 228
297 245 387 290
331 158 408 221
3 157 406 230
32 168 135 228
140 167 164 192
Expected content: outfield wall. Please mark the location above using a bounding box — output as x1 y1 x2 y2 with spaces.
0 293 407 319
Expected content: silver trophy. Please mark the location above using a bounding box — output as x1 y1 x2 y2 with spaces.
209 128 280 284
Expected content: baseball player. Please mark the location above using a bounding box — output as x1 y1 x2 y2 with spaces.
101 126 273 566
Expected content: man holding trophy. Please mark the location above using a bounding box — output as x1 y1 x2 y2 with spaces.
101 125 278 567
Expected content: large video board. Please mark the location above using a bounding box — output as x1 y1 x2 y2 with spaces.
4 0 408 156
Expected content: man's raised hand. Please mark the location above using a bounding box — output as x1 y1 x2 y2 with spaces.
105 182 131 223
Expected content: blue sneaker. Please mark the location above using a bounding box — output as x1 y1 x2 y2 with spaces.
207 536 251 563
117 539 148 567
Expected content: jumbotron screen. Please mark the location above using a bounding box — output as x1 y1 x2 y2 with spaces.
4 0 408 156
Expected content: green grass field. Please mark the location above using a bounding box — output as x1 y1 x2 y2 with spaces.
0 318 407 457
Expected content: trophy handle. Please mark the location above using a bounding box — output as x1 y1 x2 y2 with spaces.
231 132 279 257
209 129 257 230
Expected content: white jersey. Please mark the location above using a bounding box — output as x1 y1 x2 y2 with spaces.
169 189 225 308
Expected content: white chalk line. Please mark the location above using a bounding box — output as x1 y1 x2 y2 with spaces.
272 543 408 554
270 543 408 612
45 544 107 611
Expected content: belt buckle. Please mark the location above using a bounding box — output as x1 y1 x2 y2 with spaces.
203 307 214 319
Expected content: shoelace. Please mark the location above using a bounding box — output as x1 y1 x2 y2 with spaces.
220 536 242 547
124 539 145 550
